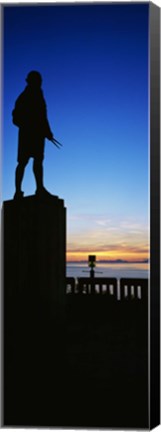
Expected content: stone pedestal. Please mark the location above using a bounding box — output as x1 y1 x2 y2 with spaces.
3 195 66 426
3 195 66 313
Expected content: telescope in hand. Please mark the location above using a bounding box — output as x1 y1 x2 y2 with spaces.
51 137 63 149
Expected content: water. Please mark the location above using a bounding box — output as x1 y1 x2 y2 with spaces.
67 262 149 279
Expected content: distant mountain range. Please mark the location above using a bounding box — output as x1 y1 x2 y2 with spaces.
67 259 149 264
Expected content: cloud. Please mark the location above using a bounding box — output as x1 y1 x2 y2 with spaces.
67 213 149 260
67 243 149 255
68 212 148 232
68 212 112 225
95 219 111 227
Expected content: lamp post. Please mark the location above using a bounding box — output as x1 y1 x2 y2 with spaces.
88 255 96 294
88 255 96 278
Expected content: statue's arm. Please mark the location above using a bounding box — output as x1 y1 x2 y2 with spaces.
43 102 54 140
12 94 25 127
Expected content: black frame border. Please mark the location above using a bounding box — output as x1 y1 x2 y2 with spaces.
150 2 160 429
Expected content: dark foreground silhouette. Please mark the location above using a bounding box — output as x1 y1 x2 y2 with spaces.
12 71 59 199
4 279 148 428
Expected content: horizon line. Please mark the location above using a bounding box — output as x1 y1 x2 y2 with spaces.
66 259 149 264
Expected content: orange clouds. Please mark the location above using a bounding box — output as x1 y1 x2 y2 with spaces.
67 215 149 262
67 244 149 262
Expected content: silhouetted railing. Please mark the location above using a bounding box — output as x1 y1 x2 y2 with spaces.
66 277 75 294
77 277 117 296
120 278 148 301
66 277 148 301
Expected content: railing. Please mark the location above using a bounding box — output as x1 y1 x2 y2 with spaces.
120 278 148 301
66 277 148 301
77 277 117 296
66 277 75 294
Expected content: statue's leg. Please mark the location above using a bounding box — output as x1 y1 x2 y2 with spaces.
33 157 54 197
15 160 28 194
33 158 43 192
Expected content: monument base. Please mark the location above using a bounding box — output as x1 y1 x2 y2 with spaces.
3 195 66 426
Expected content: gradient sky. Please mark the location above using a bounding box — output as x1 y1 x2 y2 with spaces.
2 4 149 262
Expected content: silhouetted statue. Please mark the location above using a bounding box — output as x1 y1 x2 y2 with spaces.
12 71 54 199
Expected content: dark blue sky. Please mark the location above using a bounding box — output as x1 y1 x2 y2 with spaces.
2 4 149 261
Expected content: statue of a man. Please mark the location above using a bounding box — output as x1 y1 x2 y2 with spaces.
12 71 54 199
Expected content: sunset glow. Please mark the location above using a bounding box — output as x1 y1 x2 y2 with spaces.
67 251 148 263
67 242 149 262
67 217 149 262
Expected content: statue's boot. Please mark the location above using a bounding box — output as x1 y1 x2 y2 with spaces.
35 187 54 198
13 191 24 200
